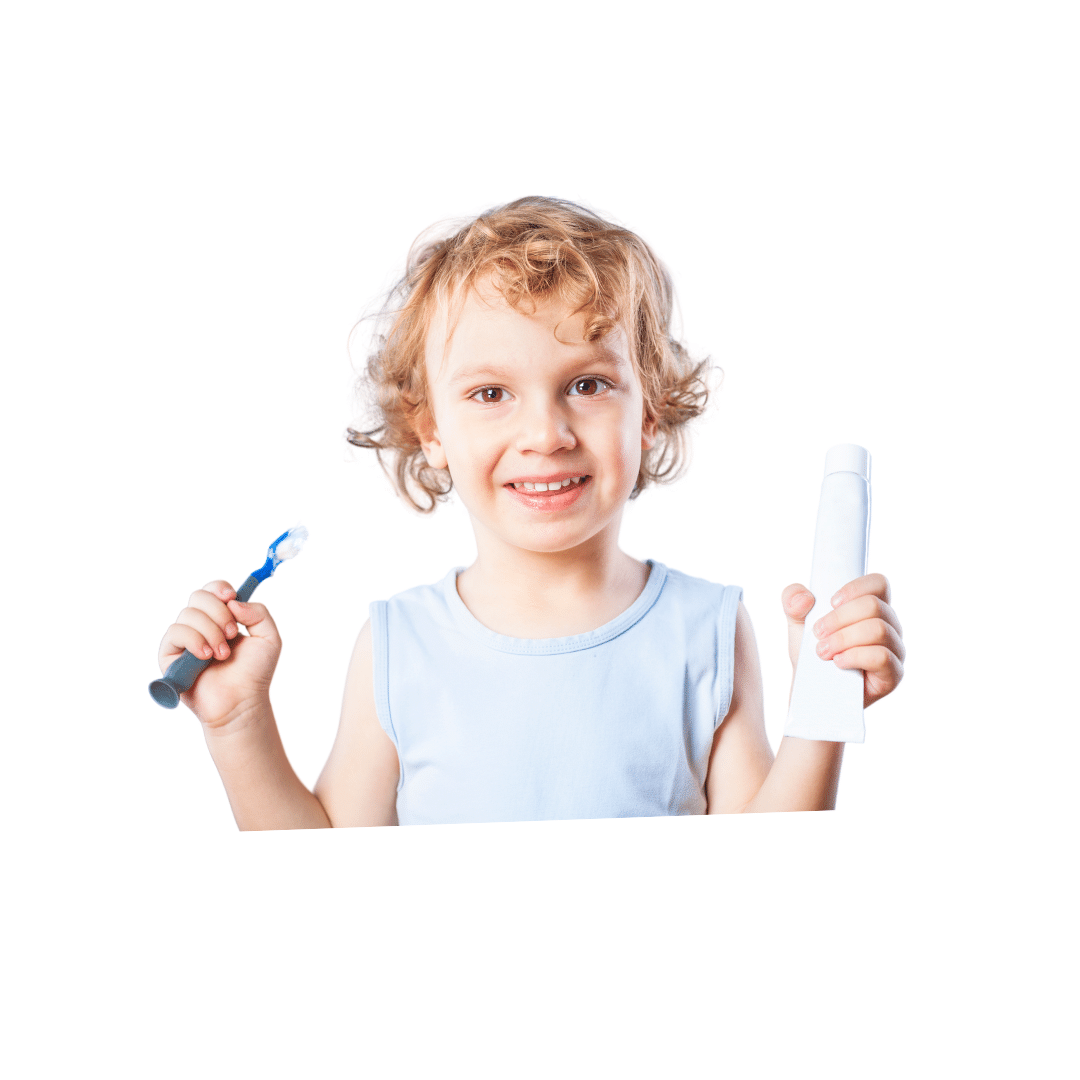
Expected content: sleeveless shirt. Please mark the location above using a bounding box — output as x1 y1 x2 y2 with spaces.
369 561 742 825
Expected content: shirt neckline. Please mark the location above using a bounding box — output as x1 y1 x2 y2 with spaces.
440 560 668 655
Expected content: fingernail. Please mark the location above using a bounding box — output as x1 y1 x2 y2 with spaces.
831 592 844 607
202 644 213 659
218 642 230 658
816 638 829 657
226 622 238 638
813 620 826 638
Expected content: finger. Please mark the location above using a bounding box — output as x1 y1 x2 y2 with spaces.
188 587 240 639
831 643 902 677
781 583 815 623
815 617 906 664
159 623 216 669
781 584 815 668
227 600 282 650
831 644 904 706
812 594 903 641
176 606 234 659
203 580 238 603
829 573 891 609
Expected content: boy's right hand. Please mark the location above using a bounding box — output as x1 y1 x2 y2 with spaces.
157 581 282 730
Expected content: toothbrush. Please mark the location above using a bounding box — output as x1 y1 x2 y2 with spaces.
149 525 309 709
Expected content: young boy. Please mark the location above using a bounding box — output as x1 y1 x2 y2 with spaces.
157 196 905 828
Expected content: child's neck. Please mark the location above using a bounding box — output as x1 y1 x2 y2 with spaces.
455 524 651 639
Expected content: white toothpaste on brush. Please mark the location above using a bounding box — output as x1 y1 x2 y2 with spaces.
785 445 871 743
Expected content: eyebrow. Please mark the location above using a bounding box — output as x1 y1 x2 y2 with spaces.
447 353 627 388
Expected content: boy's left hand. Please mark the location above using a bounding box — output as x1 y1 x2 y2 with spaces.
782 573 905 708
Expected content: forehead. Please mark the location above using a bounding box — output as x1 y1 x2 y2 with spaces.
424 277 629 380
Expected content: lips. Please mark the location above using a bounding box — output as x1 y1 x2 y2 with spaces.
504 474 591 511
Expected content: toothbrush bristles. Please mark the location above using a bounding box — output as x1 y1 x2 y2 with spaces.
271 524 308 563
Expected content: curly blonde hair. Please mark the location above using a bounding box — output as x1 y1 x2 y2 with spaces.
347 195 711 512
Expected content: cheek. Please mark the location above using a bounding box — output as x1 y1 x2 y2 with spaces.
589 407 645 489
440 416 501 481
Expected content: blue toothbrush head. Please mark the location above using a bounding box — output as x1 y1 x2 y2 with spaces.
268 524 309 570
250 525 309 584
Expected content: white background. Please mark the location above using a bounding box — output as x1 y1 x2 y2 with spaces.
2 2 1076 1076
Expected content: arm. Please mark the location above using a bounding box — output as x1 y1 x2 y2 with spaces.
203 697 332 830
704 601 845 813
209 620 399 829
314 620 400 827
705 575 904 813
159 583 398 829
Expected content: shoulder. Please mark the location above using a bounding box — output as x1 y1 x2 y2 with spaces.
376 566 463 620
371 568 467 653
381 566 462 602
656 562 740 597
653 563 743 622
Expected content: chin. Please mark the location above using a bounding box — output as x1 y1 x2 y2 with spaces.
507 519 607 554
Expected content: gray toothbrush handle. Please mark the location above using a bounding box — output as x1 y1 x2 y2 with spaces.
148 574 262 709
149 650 211 709
235 574 261 603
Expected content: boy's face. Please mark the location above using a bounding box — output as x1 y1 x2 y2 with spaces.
420 278 657 558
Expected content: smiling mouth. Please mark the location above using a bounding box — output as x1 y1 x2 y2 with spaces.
503 474 592 510
506 475 589 492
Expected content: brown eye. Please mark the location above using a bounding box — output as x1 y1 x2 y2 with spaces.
569 378 610 397
473 387 506 403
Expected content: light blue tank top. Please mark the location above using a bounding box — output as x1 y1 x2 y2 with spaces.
369 561 742 825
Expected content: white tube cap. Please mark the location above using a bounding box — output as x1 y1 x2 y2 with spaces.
824 444 871 480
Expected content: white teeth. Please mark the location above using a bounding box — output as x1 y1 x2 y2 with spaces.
512 476 586 491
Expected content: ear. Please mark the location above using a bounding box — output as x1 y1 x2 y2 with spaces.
641 409 658 451
418 415 448 471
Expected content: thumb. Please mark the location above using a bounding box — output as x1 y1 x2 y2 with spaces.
781 583 815 668
228 599 282 650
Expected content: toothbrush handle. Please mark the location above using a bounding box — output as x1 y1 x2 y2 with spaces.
235 574 261 603
148 574 263 709
149 650 211 708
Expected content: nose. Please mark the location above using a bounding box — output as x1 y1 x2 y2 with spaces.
513 395 577 456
